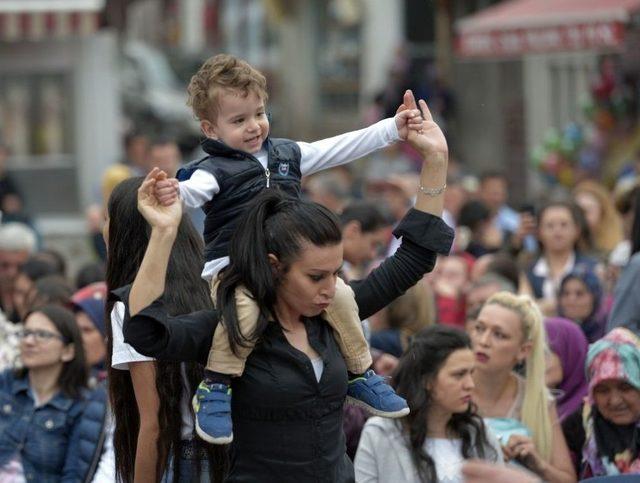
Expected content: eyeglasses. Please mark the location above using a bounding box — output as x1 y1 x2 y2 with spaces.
18 329 68 344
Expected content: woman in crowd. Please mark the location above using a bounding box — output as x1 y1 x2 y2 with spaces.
544 317 588 421
573 179 624 258
557 268 608 343
608 180 640 334
431 254 469 329
104 177 224 483
0 305 105 481
27 275 74 312
355 325 502 482
71 282 108 376
117 99 453 481
369 280 436 357
12 256 59 321
525 200 598 313
470 292 576 482
456 200 502 258
562 328 640 477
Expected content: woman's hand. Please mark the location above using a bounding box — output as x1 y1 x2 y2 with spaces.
397 90 448 162
137 167 182 231
462 460 541 483
503 434 547 476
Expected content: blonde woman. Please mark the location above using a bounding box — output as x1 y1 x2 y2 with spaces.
469 292 576 482
573 180 624 256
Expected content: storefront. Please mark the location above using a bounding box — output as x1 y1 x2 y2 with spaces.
0 0 120 223
454 0 640 191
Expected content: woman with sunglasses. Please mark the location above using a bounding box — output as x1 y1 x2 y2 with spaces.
0 305 105 482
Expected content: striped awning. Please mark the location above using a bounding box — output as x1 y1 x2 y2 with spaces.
0 0 105 41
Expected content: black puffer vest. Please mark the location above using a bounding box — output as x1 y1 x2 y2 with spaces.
178 138 302 261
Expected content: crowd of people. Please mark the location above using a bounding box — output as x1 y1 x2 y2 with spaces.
0 51 639 483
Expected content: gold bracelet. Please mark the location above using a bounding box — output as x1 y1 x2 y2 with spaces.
419 183 447 196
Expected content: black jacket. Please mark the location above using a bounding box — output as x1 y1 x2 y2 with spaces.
113 209 454 482
177 138 302 261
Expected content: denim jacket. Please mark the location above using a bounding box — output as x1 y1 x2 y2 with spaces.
0 369 87 482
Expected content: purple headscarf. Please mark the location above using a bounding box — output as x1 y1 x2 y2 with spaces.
544 317 589 421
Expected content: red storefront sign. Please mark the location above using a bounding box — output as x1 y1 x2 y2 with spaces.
456 0 640 58
458 21 626 58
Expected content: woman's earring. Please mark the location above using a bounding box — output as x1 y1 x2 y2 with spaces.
514 358 526 375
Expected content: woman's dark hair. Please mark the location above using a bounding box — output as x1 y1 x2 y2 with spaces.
27 275 74 312
19 256 59 283
486 253 521 291
339 201 389 233
33 248 67 277
458 200 491 232
393 325 497 482
105 177 226 483
75 261 106 289
19 304 87 399
218 189 342 356
536 200 593 252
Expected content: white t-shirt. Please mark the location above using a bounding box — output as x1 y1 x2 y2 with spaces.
532 251 577 302
90 413 115 483
110 302 195 439
179 117 400 280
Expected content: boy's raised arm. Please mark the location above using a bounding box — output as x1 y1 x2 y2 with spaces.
298 90 422 177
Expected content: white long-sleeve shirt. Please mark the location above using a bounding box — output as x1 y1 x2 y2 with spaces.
180 117 400 280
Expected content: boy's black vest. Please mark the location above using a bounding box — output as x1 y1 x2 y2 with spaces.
177 137 302 262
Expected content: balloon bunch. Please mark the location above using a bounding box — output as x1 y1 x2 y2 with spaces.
530 123 588 187
531 98 624 187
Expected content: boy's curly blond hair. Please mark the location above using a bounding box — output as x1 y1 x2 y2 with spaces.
187 54 268 123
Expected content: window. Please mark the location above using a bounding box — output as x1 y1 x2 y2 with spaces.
317 1 362 112
0 72 78 215
0 73 73 167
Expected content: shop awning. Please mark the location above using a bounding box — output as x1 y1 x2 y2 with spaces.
456 0 640 58
0 0 105 41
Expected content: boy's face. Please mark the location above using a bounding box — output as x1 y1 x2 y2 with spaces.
202 89 269 154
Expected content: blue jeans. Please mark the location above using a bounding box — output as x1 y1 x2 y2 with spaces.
161 455 211 483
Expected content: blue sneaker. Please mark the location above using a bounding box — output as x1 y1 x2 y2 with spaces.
346 370 409 418
192 380 233 444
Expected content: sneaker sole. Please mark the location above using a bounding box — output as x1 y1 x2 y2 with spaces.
345 395 410 418
192 395 234 445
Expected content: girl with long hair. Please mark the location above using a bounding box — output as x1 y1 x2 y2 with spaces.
104 176 225 483
355 325 501 482
572 179 624 257
470 292 576 482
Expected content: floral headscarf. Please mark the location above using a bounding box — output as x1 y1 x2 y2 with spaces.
581 328 640 478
